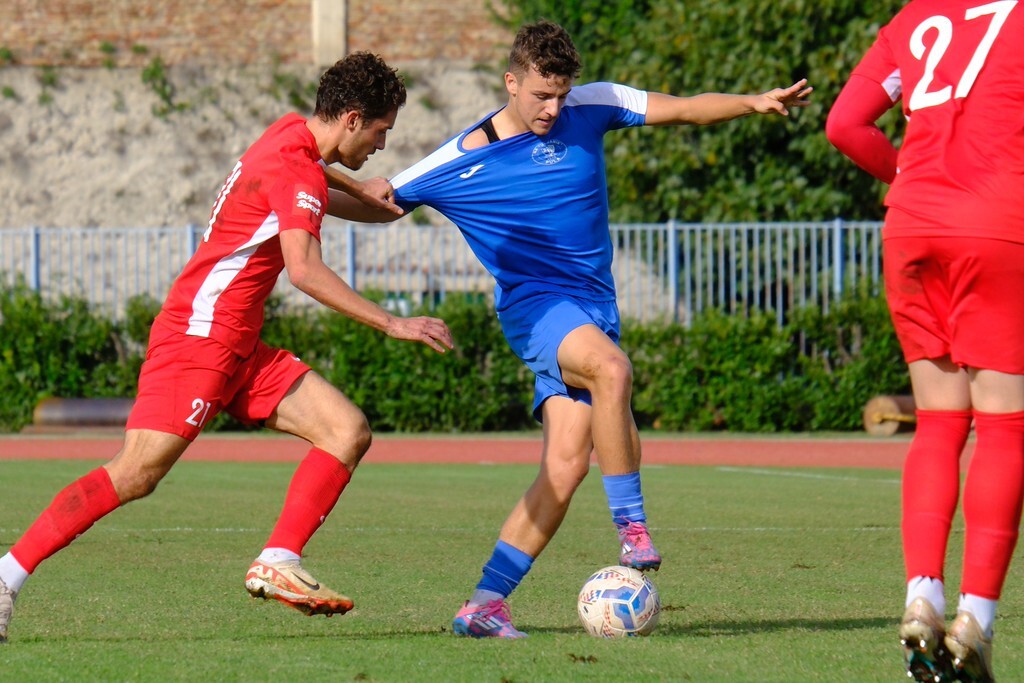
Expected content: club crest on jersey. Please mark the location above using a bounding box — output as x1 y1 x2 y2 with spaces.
531 140 567 166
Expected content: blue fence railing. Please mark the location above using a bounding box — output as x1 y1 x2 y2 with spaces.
0 218 883 325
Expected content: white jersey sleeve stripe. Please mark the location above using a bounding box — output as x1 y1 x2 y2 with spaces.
567 82 648 115
391 137 465 190
186 212 282 337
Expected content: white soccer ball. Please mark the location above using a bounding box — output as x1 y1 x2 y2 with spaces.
577 565 661 638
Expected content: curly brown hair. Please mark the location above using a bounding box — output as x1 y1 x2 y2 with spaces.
508 20 581 80
315 52 407 123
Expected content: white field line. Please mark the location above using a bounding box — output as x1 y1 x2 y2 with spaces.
716 466 900 484
0 469 905 535
0 526 265 534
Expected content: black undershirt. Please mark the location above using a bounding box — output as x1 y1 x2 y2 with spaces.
476 117 501 143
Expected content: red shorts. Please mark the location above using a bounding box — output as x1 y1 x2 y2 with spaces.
884 236 1024 374
126 324 311 440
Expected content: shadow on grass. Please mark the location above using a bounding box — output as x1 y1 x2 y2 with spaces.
655 615 894 637
12 616 897 643
521 614 895 638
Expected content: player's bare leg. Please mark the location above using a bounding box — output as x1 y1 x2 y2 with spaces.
559 325 661 570
245 371 370 616
908 358 971 413
267 371 371 469
105 429 192 501
967 367 1024 415
951 366 1024 683
558 325 640 474
900 360 1024 681
0 429 188 642
497 397 594 558
899 360 967 681
454 398 591 638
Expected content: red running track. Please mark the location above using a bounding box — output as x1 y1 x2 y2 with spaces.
0 432 944 469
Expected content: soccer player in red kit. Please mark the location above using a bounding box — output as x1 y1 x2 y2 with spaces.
827 2 1024 681
0 52 453 642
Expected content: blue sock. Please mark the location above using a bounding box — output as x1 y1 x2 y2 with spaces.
476 540 534 598
602 471 646 526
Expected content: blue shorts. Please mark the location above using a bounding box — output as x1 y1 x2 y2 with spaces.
497 293 620 421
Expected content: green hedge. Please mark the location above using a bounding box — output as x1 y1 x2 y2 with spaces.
0 282 146 430
0 282 908 433
627 291 908 431
260 294 535 433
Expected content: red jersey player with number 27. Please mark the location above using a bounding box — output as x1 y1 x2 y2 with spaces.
0 53 453 644
828 1 1024 681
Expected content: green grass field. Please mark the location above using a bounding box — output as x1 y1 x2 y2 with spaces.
1 459 1022 682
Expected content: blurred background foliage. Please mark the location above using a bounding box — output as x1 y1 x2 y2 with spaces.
494 0 906 222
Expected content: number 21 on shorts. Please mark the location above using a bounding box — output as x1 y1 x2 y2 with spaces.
909 0 1017 111
185 398 213 428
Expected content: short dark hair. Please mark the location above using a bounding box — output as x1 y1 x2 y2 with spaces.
315 52 407 123
508 20 581 80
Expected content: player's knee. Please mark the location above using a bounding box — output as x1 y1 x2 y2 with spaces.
350 418 373 462
110 467 163 502
320 412 372 465
547 452 590 500
594 353 633 399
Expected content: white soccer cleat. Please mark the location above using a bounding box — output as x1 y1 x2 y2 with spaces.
945 610 994 683
900 597 954 682
0 575 16 643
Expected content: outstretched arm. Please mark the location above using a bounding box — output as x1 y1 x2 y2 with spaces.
645 79 812 126
825 74 898 184
323 165 404 216
280 228 453 353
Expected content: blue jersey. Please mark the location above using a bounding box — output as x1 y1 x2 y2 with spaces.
390 82 648 310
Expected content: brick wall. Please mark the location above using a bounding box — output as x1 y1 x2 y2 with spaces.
347 1 508 63
0 0 510 67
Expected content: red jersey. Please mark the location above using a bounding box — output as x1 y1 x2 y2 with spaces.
156 113 327 356
852 0 1024 239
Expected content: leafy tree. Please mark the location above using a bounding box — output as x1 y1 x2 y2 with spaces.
494 0 905 221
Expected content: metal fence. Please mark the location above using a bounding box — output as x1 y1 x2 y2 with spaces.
0 219 883 325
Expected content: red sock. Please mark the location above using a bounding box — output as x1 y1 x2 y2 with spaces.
902 409 972 582
10 467 122 573
961 410 1024 599
265 447 351 555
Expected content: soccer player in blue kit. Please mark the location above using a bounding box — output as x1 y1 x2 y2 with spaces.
330 20 812 638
